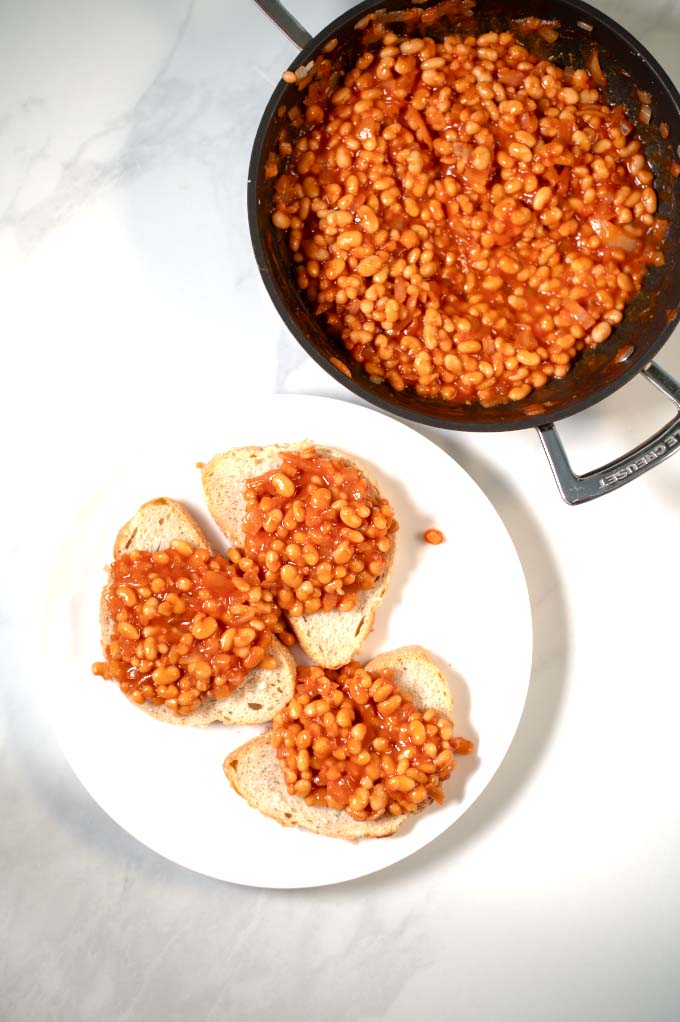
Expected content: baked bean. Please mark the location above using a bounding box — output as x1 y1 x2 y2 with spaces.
508 141 532 163
378 693 402 716
191 615 218 640
296 729 312 749
458 339 482 354
117 621 139 640
116 585 137 607
357 255 382 276
407 719 427 747
271 472 296 497
335 143 352 169
471 144 491 170
371 680 393 703
336 706 354 729
312 735 333 758
532 185 553 211
351 722 368 742
423 528 445 545
641 188 657 214
591 321 612 344
143 637 158 661
349 788 370 813
280 564 304 589
516 349 541 367
170 540 193 558
324 258 346 281
387 774 417 792
336 230 363 250
316 561 333 585
187 655 210 680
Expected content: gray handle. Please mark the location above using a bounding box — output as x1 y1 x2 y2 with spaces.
251 0 312 50
538 361 680 504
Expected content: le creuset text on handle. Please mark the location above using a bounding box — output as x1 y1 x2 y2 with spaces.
538 362 680 504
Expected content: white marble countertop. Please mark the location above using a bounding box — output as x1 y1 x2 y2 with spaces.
2 1 680 1019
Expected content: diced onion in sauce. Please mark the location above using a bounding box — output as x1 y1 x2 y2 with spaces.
588 49 605 85
564 300 596 329
590 217 640 252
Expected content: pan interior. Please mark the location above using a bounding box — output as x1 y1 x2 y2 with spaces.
251 0 680 430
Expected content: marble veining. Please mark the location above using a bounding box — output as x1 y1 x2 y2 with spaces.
2 2 680 1021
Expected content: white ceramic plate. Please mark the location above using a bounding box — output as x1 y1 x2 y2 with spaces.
44 395 532 888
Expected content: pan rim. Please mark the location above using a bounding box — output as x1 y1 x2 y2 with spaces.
248 0 680 432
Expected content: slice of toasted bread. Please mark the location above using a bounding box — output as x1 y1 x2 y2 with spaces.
224 733 403 839
223 646 454 840
201 443 396 669
101 497 296 726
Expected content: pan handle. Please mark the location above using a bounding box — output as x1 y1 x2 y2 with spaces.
537 361 680 504
251 0 312 50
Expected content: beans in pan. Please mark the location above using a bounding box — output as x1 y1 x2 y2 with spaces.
271 29 668 407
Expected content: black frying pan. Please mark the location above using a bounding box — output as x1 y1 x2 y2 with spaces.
249 0 680 503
